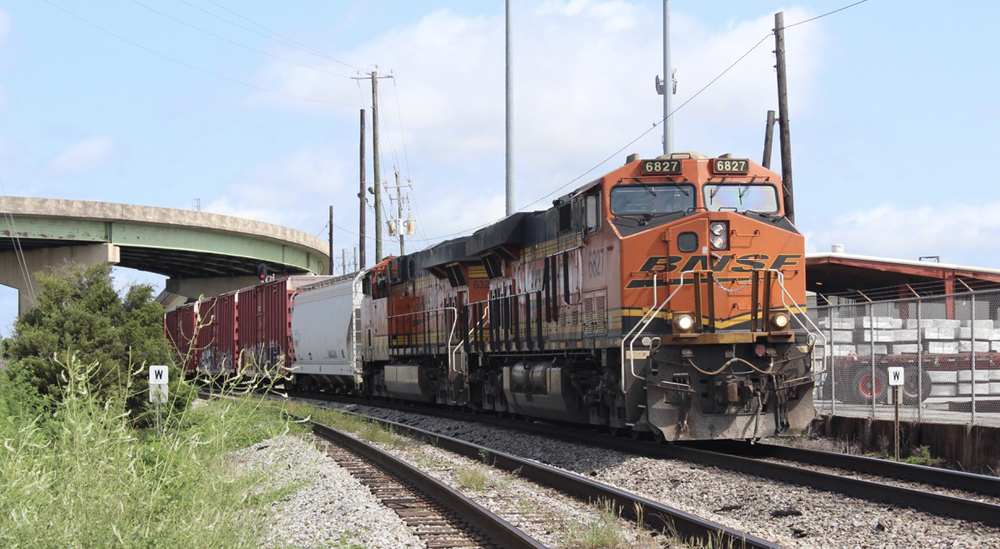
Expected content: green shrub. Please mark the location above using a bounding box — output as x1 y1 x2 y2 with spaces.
6 263 191 424
903 445 944 467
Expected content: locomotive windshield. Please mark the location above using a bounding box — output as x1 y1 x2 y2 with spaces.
703 184 779 214
610 183 695 216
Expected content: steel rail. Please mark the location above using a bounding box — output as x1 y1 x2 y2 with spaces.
344 411 785 549
321 395 1000 527
198 391 547 548
310 421 548 549
686 440 1000 498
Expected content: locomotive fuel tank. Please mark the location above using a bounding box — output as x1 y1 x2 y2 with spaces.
384 364 438 402
502 360 591 423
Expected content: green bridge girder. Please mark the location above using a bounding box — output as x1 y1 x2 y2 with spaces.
1 197 330 279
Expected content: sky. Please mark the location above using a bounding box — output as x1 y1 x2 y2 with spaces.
2 0 999 338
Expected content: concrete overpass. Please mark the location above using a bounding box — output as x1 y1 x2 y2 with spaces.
1 197 330 313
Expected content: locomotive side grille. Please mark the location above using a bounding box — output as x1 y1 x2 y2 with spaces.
583 291 608 337
595 294 607 335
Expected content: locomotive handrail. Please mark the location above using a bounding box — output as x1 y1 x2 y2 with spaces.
771 270 826 344
620 269 696 393
386 305 460 376
620 268 822 394
771 270 828 363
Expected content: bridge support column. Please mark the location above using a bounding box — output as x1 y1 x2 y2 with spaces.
0 243 120 315
163 276 261 303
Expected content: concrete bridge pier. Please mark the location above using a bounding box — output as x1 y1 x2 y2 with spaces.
0 243 120 315
157 275 262 309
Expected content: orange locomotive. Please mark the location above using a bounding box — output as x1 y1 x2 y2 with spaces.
353 151 819 440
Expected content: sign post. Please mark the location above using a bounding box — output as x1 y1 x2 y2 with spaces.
149 365 169 436
887 366 904 460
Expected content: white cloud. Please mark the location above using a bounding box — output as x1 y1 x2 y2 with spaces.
806 201 1000 265
45 136 118 176
205 145 352 230
238 3 831 262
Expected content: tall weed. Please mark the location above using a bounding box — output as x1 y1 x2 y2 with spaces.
0 355 304 549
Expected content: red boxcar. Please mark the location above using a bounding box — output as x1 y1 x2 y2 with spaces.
163 302 200 376
197 291 238 376
236 276 329 378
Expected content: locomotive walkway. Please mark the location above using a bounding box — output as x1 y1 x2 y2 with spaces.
1 196 329 313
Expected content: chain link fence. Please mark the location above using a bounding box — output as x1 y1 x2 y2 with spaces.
810 289 1000 426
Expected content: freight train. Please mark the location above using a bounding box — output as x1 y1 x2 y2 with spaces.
165 152 822 441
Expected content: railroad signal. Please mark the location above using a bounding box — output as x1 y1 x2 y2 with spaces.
257 263 268 283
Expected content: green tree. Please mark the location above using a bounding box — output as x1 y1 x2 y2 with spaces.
6 262 192 422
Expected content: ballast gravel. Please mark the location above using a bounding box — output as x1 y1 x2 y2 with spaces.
328 403 1000 549
232 431 669 548
229 435 423 549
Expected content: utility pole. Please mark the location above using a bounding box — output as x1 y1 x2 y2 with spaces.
354 70 394 264
358 109 366 269
774 12 795 224
762 110 776 169
394 168 405 256
661 0 673 154
372 71 383 263
505 0 514 216
328 205 334 275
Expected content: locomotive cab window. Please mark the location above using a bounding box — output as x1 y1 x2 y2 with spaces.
703 184 779 214
610 183 694 216
584 193 602 233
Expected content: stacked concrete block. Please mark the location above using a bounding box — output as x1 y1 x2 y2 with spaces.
891 344 920 354
927 341 960 354
928 371 958 396
856 317 903 330
903 319 940 329
923 326 959 341
857 343 889 355
829 345 857 357
831 331 853 343
818 317 855 330
957 370 991 395
861 330 894 343
959 340 990 353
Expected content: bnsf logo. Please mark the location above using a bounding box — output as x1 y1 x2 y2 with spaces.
638 254 801 274
626 254 802 289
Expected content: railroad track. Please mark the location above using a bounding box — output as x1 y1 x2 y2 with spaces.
312 394 1000 528
322 404 785 549
685 440 1000 499
199 391 544 549
312 421 544 549
205 390 785 547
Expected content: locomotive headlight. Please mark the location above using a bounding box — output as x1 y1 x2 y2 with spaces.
709 222 728 250
674 313 695 332
771 312 790 330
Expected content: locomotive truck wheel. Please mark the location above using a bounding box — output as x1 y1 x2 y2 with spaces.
848 368 888 404
902 370 933 404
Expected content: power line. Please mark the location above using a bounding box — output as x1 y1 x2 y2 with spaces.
131 0 354 79
781 0 869 30
196 0 361 70
42 0 363 108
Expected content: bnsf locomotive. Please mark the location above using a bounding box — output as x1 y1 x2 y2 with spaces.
167 152 820 441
